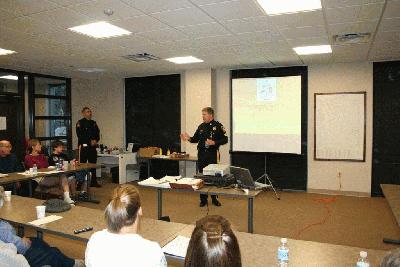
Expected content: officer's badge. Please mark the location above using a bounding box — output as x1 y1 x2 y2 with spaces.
213 126 216 131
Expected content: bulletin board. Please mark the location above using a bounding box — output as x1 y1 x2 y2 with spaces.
314 92 366 161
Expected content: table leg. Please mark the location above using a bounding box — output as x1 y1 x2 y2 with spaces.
183 161 187 177
157 189 162 220
28 180 33 197
17 226 24 237
37 230 43 239
147 159 151 178
248 198 254 233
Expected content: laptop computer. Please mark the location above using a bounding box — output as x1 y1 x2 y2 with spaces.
230 166 270 190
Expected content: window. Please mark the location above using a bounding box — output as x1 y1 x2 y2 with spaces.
29 76 71 153
0 71 19 94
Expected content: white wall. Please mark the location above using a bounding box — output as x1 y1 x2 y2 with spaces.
307 63 373 196
71 77 125 149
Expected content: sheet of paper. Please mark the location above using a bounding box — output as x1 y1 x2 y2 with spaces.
162 235 190 258
0 117 6 130
0 173 8 177
28 215 63 226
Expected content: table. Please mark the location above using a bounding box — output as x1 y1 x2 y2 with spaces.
0 163 100 203
0 196 191 247
169 225 387 267
140 156 198 178
96 153 138 184
138 184 262 233
381 184 400 244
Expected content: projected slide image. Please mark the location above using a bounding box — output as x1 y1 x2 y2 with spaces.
232 75 302 154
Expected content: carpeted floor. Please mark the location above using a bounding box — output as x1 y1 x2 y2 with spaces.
25 179 400 262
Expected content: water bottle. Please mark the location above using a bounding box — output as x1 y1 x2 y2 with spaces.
32 164 38 175
356 251 369 267
278 238 289 267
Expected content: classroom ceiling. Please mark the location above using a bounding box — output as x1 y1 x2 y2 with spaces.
0 0 399 78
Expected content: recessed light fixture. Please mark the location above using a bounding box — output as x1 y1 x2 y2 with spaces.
69 21 131 39
293 45 332 55
165 56 204 64
0 75 18 80
0 48 16 56
76 68 106 73
257 0 322 15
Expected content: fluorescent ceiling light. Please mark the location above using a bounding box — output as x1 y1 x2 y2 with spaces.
69 21 131 39
0 48 16 56
293 45 332 55
257 0 322 15
165 56 204 64
0 75 18 80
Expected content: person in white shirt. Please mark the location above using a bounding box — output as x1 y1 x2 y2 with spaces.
85 184 167 267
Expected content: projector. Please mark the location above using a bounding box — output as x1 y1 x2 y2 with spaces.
202 164 230 176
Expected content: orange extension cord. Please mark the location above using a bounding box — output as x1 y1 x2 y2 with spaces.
293 196 338 239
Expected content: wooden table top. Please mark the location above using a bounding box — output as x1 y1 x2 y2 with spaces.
0 163 100 185
172 225 387 267
139 156 198 162
0 196 189 247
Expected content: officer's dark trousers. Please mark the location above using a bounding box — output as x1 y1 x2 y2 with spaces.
80 145 98 185
198 149 218 203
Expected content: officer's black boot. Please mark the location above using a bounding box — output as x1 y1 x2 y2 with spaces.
211 195 221 207
199 194 208 207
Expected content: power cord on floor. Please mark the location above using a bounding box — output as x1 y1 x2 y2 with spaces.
293 196 337 239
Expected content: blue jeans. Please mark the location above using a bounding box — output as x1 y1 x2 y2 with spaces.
24 238 74 267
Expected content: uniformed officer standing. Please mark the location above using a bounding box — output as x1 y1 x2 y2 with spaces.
181 107 228 207
76 107 101 187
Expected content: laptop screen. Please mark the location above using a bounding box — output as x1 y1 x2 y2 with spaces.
230 166 255 189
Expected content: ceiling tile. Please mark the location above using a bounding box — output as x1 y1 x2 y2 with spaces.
151 7 214 27
332 43 369 62
323 0 385 8
121 0 194 14
0 8 20 22
221 16 278 34
374 30 400 43
138 28 188 43
236 31 283 44
176 22 230 38
112 15 169 34
286 37 330 47
191 0 236 5
69 0 143 21
29 7 94 29
300 54 333 65
194 34 241 47
1 16 59 36
199 0 265 20
382 0 400 19
280 26 327 39
328 20 378 35
369 41 400 60
378 17 400 32
269 10 324 29
0 0 60 16
325 3 384 24
48 0 92 7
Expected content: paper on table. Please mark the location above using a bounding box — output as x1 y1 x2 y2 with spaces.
29 215 63 226
37 170 63 174
0 173 8 177
162 235 190 258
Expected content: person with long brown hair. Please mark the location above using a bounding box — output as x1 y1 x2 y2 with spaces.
85 184 166 267
185 215 241 267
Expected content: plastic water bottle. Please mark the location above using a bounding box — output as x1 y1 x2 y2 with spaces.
356 251 369 267
32 164 38 175
278 238 289 267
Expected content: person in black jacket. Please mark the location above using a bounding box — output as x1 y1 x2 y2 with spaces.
76 107 101 187
181 107 228 207
0 140 25 193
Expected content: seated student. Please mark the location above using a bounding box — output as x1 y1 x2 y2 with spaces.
0 217 83 267
185 215 241 267
49 140 88 199
0 140 25 192
381 248 400 267
24 139 74 204
85 184 167 267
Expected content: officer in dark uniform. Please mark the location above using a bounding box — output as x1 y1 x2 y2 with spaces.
181 107 228 207
76 107 101 187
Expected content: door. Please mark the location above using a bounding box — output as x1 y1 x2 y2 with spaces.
372 61 400 196
0 95 25 160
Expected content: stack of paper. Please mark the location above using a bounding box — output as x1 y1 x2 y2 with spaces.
28 215 63 226
138 177 171 188
162 235 190 258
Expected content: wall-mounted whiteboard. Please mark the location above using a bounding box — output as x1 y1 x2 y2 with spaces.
314 92 366 161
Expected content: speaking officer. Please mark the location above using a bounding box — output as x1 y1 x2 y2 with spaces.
181 107 228 207
76 107 101 187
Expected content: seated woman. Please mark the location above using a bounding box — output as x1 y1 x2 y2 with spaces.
24 139 74 204
185 215 241 267
381 248 400 267
85 184 167 267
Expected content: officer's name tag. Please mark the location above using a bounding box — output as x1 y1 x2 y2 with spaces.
83 144 88 147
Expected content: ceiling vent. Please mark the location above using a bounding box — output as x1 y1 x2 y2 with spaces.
334 33 371 44
122 53 160 62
